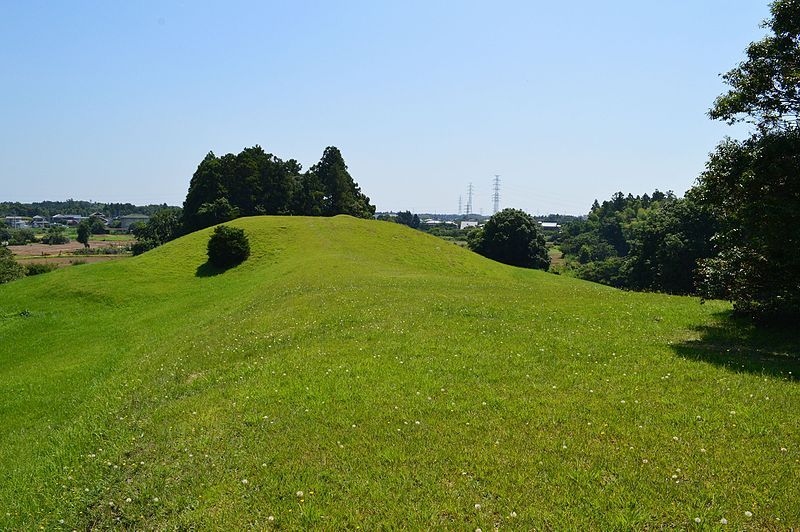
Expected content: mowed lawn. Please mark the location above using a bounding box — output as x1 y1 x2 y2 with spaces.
0 216 797 529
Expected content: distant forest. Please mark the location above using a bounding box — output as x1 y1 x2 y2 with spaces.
0 200 174 218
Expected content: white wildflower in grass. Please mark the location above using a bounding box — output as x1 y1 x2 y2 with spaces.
510 511 517 518
296 491 304 498
744 511 753 518
695 517 701 523
642 459 649 464
673 436 679 441
125 497 132 503
720 517 728 525
781 447 788 452
474 503 481 510
268 516 274 521
242 479 248 484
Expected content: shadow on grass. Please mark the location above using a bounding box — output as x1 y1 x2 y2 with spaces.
195 261 228 277
671 310 799 381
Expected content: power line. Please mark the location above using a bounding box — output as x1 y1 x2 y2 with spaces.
466 183 474 215
492 175 500 214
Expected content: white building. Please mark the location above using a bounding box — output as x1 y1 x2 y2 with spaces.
460 221 479 230
4 216 28 228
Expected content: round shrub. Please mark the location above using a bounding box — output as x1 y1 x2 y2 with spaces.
207 225 250 268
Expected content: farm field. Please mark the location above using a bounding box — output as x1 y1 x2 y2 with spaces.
0 215 797 529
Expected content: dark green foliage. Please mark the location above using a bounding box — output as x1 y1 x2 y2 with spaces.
40 226 70 245
395 211 421 229
0 222 10 243
7 228 36 246
308 147 375 218
207 225 250 268
131 241 158 256
468 209 549 270
25 263 58 276
696 132 800 320
574 257 628 288
130 208 183 255
0 200 174 219
76 221 91 248
0 246 24 284
131 207 183 245
195 198 239 229
560 190 715 293
88 217 108 235
625 192 717 294
695 0 800 321
182 145 374 232
710 0 800 131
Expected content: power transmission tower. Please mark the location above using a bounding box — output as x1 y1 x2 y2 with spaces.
466 183 474 215
492 175 500 214
458 195 463 215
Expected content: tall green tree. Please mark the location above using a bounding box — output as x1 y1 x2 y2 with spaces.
308 147 375 218
183 152 228 231
710 0 800 131
696 0 800 320
76 221 91 249
0 245 24 284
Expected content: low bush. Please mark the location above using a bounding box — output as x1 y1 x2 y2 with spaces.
207 225 250 268
41 227 70 245
131 240 158 256
73 245 131 256
25 263 58 276
8 228 36 246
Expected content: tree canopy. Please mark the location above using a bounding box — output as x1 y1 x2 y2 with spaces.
710 0 800 130
468 209 549 270
558 190 716 293
697 0 800 321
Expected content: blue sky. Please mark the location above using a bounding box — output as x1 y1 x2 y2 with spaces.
1 1 768 214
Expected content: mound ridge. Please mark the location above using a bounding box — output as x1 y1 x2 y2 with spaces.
1 216 798 529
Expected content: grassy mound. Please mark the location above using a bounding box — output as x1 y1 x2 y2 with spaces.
0 216 797 528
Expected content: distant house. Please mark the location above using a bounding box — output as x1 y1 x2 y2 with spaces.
88 212 109 224
4 216 28 228
52 214 83 226
538 221 561 231
31 215 49 228
117 213 150 230
460 221 479 230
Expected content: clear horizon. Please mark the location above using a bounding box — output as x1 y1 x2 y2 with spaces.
1 1 766 215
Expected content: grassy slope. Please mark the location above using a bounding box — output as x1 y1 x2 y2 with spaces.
0 216 797 529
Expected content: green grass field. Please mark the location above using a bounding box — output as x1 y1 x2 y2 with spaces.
1 216 797 529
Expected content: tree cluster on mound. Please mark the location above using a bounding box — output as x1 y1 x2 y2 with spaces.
129 145 375 255
182 145 375 232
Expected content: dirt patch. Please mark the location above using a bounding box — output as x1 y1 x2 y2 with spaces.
15 256 127 267
10 240 129 257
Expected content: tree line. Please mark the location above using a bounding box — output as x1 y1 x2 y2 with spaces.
0 200 171 218
557 189 716 295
